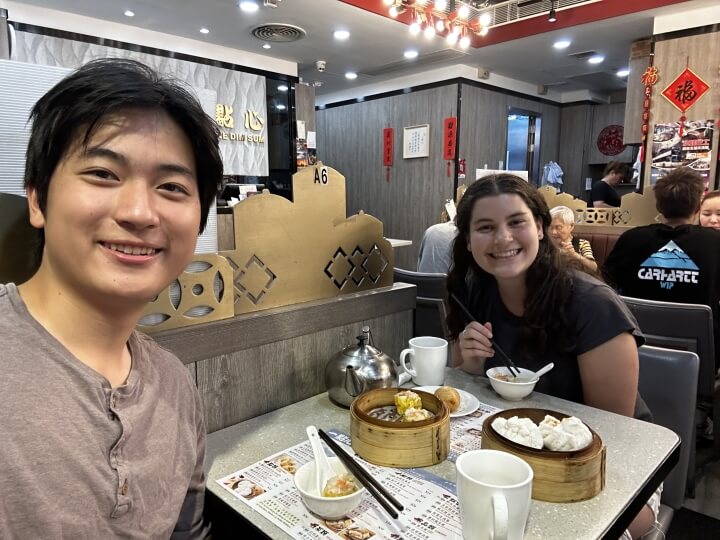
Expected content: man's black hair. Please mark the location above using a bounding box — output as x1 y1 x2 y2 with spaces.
24 58 223 238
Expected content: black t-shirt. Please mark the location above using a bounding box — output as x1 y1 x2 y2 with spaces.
589 180 621 207
467 271 651 421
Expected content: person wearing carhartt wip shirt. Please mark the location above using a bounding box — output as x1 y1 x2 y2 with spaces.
604 167 720 372
0 59 222 538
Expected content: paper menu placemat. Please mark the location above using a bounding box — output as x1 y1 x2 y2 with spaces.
216 399 501 540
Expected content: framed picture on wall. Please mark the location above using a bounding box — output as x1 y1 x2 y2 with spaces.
403 124 430 159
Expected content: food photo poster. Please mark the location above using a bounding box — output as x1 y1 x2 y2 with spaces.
651 120 714 188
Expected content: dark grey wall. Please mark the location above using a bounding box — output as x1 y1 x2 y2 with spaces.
317 86 459 270
558 104 593 198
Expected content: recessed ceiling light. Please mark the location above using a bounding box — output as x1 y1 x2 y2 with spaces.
345 72 358 80
553 40 571 49
616 68 630 77
262 43 271 49
200 28 209 34
124 10 135 17
239 1 259 13
333 30 350 40
276 104 286 110
588 55 605 64
404 50 419 59
278 85 289 92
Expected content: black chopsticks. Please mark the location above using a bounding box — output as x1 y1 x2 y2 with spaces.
449 293 521 377
317 428 403 520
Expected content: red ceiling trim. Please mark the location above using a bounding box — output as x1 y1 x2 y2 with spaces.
340 0 692 48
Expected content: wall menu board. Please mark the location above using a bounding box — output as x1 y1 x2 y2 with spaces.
403 124 430 159
650 120 714 188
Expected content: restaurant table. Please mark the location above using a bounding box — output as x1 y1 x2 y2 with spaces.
205 368 679 539
385 238 413 248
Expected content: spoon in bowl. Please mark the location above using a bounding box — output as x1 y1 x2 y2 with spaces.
306 425 335 496
529 363 554 382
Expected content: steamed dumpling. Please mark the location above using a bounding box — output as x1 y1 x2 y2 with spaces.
491 416 543 449
539 415 592 451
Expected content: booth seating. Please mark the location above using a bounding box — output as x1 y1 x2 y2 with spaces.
622 296 719 496
637 345 699 538
573 224 629 269
393 268 448 339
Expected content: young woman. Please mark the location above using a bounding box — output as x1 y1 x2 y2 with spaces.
700 190 720 230
446 174 656 540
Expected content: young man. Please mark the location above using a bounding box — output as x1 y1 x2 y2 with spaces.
0 59 222 538
604 167 720 370
588 161 629 208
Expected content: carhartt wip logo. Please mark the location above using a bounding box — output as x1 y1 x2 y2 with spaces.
637 240 699 289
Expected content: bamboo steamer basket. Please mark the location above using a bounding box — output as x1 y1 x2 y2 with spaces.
350 388 450 468
482 408 606 503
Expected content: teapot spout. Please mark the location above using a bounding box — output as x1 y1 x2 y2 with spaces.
343 365 366 398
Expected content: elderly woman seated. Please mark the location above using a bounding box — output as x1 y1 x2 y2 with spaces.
549 206 597 272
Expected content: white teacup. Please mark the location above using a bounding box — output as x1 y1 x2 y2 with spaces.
399 336 448 386
455 449 533 540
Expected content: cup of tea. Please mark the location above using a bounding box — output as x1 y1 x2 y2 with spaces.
399 336 447 386
455 449 533 540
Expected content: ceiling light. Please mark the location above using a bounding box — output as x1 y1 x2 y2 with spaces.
409 22 421 35
424 25 436 39
262 43 271 49
435 19 445 32
446 32 458 45
200 28 210 34
479 26 489 36
404 49 419 59
459 35 471 49
435 0 447 10
345 72 358 80
389 5 406 17
479 13 492 27
276 104 286 110
333 30 350 40
588 55 605 64
383 0 394 5
616 68 630 77
239 1 259 13
124 10 135 17
548 8 557 23
553 39 571 49
458 5 470 19
278 85 289 91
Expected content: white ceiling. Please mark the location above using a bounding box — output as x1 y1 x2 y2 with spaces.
9 0 717 102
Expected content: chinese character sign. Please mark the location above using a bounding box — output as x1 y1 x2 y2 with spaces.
662 68 710 113
383 128 394 167
443 117 457 161
215 104 234 129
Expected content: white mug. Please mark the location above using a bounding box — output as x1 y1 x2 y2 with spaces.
455 449 533 540
399 336 448 386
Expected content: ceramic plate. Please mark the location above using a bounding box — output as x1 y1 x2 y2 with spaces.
413 386 480 418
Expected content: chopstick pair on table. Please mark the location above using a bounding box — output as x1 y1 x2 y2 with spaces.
317 428 404 520
450 293 521 378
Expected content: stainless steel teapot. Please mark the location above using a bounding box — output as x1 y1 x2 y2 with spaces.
325 326 406 407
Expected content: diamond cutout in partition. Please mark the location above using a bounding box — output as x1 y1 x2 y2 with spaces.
235 255 277 305
350 246 366 286
362 244 389 283
324 247 351 289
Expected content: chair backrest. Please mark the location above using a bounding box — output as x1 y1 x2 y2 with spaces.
0 193 40 285
637 345 699 509
393 267 447 339
622 295 714 402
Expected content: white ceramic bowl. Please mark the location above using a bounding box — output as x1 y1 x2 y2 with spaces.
294 457 365 519
487 367 538 401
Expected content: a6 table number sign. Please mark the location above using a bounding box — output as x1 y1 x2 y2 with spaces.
314 166 329 185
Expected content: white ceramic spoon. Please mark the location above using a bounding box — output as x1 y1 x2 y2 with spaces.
306 425 335 496
530 362 554 382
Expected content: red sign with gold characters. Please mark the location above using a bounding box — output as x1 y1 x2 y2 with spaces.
597 125 625 156
661 68 710 113
443 117 457 161
383 128 394 167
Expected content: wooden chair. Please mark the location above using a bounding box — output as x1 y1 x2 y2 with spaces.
392 268 448 340
621 296 719 495
637 345 699 539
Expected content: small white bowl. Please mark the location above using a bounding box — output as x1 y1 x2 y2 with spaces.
294 457 365 519
487 367 538 401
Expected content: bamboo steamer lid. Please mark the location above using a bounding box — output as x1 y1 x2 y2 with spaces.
350 388 450 468
481 408 606 503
